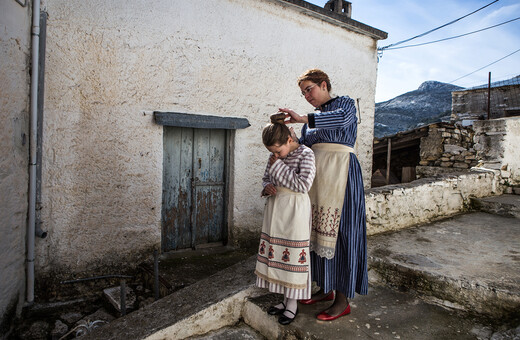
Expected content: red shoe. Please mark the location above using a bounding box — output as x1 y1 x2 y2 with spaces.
299 291 334 305
316 304 351 321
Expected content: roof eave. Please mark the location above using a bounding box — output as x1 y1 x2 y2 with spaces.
276 0 388 40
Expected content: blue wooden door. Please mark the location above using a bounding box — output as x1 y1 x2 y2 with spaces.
162 127 227 251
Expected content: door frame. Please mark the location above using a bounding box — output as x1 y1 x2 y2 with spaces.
154 111 249 252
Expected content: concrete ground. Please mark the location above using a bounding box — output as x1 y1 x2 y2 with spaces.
85 194 520 339
369 211 520 320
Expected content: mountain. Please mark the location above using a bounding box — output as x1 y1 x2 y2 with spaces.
374 81 463 138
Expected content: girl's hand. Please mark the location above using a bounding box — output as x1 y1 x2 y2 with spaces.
262 183 277 196
268 154 278 165
278 108 308 124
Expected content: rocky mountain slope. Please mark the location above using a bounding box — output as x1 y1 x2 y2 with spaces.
374 81 463 138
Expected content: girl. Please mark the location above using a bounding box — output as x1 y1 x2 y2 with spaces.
254 114 316 325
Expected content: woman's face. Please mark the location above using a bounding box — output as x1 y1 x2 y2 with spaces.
299 80 331 108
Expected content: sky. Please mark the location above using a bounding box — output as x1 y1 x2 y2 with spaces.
305 0 520 102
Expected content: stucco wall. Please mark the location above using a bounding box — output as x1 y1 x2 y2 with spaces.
366 170 502 235
38 0 381 278
0 0 31 332
473 117 520 184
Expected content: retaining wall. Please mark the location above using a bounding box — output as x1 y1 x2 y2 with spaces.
366 170 502 235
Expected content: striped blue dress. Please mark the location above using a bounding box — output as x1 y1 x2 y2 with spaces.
300 96 368 298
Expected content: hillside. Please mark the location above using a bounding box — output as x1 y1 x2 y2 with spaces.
374 81 463 138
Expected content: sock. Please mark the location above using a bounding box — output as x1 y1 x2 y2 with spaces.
283 298 297 318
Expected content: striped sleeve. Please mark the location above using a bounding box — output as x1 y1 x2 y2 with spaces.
268 148 316 193
309 96 357 129
262 159 272 188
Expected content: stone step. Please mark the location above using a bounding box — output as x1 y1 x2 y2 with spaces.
243 286 515 340
470 194 520 218
368 211 520 321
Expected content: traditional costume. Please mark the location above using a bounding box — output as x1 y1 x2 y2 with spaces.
301 96 368 298
255 145 316 299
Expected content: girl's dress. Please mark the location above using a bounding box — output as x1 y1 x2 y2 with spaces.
300 96 368 298
255 144 316 300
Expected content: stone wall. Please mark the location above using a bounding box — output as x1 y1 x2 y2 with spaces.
473 117 520 185
35 0 383 281
366 170 502 235
418 123 477 175
0 0 31 333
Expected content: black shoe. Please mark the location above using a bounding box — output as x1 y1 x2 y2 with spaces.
278 308 298 325
267 302 286 315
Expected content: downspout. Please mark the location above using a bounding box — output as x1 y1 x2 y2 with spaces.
27 0 41 305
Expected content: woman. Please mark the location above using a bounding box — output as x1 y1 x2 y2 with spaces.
279 68 367 321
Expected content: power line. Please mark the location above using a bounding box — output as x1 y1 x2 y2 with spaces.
450 48 520 83
378 0 499 52
383 16 520 51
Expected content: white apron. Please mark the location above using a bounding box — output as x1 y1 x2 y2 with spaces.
255 187 311 289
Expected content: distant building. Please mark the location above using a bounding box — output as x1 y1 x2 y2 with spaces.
451 75 520 125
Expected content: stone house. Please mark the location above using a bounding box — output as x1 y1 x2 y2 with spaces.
451 75 520 125
0 0 387 331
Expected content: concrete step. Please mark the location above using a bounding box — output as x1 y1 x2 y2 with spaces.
368 211 520 321
243 286 515 340
470 194 520 218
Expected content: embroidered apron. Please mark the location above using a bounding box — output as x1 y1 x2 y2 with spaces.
309 143 353 259
255 187 311 289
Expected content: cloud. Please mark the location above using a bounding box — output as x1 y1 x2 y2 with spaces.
307 0 520 101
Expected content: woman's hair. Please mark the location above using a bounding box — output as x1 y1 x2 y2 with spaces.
297 68 331 92
262 114 291 147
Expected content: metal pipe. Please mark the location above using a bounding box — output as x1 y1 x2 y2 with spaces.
386 138 391 185
487 72 491 120
153 250 159 301
120 280 126 316
60 274 133 284
27 0 41 305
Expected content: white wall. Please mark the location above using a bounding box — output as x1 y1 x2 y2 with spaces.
38 0 381 277
502 118 520 184
473 117 520 185
0 0 31 330
366 171 502 235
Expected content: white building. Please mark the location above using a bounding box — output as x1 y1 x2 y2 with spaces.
0 0 386 330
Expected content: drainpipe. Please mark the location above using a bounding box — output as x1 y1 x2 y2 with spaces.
27 0 41 305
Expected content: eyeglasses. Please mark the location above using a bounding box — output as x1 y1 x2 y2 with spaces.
301 84 317 97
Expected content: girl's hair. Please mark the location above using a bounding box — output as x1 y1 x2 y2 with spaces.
262 118 291 147
297 68 331 92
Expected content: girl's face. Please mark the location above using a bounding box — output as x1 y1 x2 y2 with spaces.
266 138 292 159
299 80 331 108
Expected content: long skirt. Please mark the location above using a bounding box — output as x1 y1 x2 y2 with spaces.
310 153 368 298
255 187 312 299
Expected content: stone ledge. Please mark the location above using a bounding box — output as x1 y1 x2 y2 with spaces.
365 170 502 235
84 256 258 340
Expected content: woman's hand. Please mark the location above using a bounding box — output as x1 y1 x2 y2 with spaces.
268 154 278 165
262 183 277 197
278 108 308 124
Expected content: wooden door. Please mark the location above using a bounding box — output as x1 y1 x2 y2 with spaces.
162 127 227 251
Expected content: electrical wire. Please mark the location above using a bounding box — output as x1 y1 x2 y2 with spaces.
383 16 520 50
450 48 520 83
378 0 499 51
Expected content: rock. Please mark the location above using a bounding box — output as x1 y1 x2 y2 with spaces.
444 144 466 154
81 307 116 323
453 163 469 169
60 311 83 324
51 320 68 340
20 321 50 340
